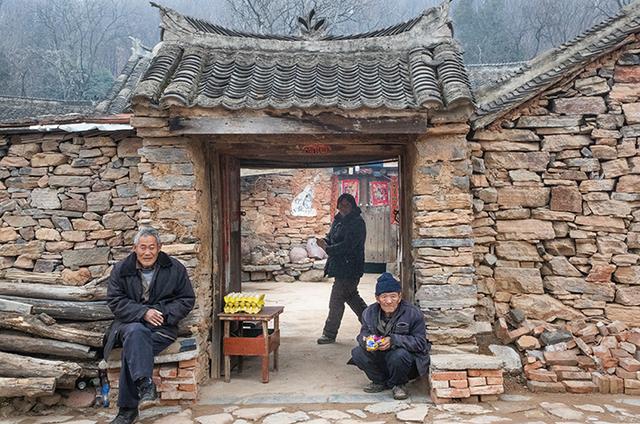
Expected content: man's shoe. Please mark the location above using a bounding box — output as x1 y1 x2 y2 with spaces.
110 407 138 424
316 335 335 344
135 377 158 410
392 384 409 400
363 382 386 393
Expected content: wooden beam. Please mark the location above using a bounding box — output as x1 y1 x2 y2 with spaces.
169 112 430 135
0 298 32 314
0 312 104 347
0 280 106 301
0 296 112 321
2 270 61 284
0 351 81 389
0 377 56 398
0 331 96 360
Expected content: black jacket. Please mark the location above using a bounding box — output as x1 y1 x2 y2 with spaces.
355 300 431 376
103 251 195 360
323 210 366 279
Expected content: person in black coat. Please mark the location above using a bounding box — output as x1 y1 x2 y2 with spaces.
316 193 368 344
104 227 195 424
349 273 431 400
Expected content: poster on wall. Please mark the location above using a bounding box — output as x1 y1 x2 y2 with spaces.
390 176 399 225
369 181 389 206
340 179 359 204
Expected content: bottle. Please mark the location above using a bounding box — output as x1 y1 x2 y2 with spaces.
98 360 110 408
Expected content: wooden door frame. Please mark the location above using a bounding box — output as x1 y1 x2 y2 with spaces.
209 138 415 379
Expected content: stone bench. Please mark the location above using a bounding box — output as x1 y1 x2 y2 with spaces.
429 354 505 404
107 337 202 405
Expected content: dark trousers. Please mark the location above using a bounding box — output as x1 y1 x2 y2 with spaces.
322 277 367 339
350 346 419 387
117 323 174 409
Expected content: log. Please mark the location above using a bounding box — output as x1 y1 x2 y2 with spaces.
0 295 113 321
0 351 81 389
0 280 106 301
0 331 96 360
63 320 111 334
0 298 32 314
0 377 56 397
0 312 104 347
2 269 61 284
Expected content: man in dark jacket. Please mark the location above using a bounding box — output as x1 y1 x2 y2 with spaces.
350 273 430 400
104 227 195 424
316 193 367 344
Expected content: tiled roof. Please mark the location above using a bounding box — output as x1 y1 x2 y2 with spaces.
132 1 473 113
466 62 528 91
96 38 153 114
0 96 93 124
473 0 640 129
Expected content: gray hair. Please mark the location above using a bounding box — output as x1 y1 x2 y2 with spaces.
133 227 161 245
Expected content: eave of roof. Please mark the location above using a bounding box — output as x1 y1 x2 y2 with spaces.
132 1 474 115
472 0 640 129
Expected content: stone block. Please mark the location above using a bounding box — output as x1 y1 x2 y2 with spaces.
416 285 477 309
496 219 555 240
551 97 606 115
541 134 592 152
614 266 640 284
497 187 549 208
30 188 61 209
495 241 541 261
468 385 503 395
526 369 558 382
550 186 582 213
494 268 543 294
432 387 470 399
623 102 640 124
615 286 640 306
431 355 503 371
601 158 629 178
517 116 582 128
102 212 136 230
484 152 550 172
562 380 597 393
543 277 614 301
575 216 626 233
511 294 584 322
61 247 110 267
48 175 92 187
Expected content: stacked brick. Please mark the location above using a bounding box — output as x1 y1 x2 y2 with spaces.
496 313 640 394
107 338 202 405
430 369 504 403
240 169 332 282
429 354 504 403
471 36 640 333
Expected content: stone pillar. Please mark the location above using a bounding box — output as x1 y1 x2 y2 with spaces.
412 124 483 352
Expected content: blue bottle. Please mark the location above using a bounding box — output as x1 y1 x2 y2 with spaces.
98 360 110 408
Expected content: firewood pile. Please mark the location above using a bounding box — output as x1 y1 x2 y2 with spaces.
0 269 201 403
496 309 640 394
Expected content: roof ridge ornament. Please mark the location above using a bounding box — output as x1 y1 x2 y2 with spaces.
297 9 327 40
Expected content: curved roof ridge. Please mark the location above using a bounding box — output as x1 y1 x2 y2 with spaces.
151 0 451 42
473 0 640 129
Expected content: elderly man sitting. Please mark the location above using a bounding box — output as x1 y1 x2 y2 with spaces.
349 272 431 400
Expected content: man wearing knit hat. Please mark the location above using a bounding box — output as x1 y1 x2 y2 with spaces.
349 272 431 400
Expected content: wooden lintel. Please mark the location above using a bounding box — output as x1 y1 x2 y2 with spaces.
168 112 430 135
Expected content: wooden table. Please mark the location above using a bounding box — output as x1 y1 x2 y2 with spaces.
219 306 283 383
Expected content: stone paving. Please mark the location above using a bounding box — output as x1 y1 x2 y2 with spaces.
3 394 640 424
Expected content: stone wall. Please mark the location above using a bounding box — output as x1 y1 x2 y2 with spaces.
0 131 143 279
241 169 332 282
412 124 485 353
471 38 640 329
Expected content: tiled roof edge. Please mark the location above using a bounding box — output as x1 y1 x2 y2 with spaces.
472 0 640 129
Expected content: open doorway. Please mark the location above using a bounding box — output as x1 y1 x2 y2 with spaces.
202 135 420 402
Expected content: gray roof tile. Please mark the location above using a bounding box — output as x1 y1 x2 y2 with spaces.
473 1 640 129
133 2 473 112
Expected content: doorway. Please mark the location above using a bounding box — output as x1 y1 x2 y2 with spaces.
206 135 417 400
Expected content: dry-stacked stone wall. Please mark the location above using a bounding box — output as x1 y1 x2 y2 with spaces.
0 132 143 278
471 41 640 330
241 169 332 282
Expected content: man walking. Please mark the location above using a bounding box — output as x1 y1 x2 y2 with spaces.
349 272 430 400
103 227 195 424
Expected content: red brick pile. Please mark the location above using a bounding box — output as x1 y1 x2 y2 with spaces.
430 369 505 403
496 316 640 394
108 357 198 405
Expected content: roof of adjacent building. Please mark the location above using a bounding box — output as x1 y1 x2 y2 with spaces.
95 38 153 115
0 96 94 124
132 1 473 113
473 0 640 129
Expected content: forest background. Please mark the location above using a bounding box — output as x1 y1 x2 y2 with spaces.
0 0 632 101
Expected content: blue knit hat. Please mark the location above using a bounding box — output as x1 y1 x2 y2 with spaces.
375 272 401 296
